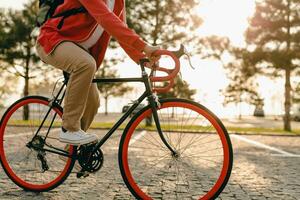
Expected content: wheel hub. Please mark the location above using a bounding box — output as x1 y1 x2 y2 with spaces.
172 151 180 159
26 135 45 150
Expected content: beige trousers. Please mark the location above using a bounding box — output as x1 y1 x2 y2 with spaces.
36 42 100 132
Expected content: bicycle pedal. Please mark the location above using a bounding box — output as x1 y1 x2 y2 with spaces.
76 170 90 179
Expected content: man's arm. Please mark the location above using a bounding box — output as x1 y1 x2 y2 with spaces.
78 0 146 52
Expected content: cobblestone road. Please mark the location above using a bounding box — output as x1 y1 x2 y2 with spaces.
1 130 300 200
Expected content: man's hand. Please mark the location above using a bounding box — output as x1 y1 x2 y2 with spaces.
143 44 161 68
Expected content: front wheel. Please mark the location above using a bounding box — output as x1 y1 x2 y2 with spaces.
119 98 233 200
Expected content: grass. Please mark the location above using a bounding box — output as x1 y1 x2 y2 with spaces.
88 122 300 136
8 120 62 127
7 120 300 136
226 126 300 135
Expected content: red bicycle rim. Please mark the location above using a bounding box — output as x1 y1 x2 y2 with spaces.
121 101 230 200
0 98 73 191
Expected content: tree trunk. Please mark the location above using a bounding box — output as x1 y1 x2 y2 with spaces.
238 102 242 120
236 96 242 120
152 0 159 45
23 54 30 120
284 0 291 131
284 68 291 131
171 107 175 118
145 115 153 127
23 76 29 120
105 96 108 115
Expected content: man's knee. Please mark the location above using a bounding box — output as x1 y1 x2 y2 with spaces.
75 57 97 76
93 91 100 110
83 59 97 75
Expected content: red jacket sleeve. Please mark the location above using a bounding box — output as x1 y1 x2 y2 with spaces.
119 8 146 63
119 41 146 63
78 0 146 52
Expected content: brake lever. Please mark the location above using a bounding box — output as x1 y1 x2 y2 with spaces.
185 52 195 70
181 45 195 70
171 44 195 70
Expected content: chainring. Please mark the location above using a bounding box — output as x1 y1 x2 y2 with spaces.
77 143 104 173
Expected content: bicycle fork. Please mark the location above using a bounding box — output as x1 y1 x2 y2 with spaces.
140 60 177 157
148 94 178 157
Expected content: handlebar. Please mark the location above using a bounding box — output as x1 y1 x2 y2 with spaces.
150 50 180 82
142 45 187 93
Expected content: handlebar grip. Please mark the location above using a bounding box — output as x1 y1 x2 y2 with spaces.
149 50 180 82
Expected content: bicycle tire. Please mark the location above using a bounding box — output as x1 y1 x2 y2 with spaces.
0 96 75 192
119 98 233 200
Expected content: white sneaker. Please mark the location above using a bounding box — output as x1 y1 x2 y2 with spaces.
59 129 98 145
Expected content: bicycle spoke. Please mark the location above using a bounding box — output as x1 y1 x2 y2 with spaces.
181 137 222 155
129 145 170 152
147 131 170 151
175 108 185 150
179 133 215 154
177 123 214 154
129 153 172 179
159 109 175 149
133 135 170 153
183 146 223 156
177 109 193 152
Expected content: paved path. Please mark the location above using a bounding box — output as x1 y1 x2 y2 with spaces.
1 130 300 200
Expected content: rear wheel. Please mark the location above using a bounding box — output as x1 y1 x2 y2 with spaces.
0 96 75 192
119 98 233 200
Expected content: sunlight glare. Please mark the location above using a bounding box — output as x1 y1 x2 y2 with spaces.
196 0 255 46
0 0 27 9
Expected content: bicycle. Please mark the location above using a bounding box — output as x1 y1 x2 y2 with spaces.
0 45 233 200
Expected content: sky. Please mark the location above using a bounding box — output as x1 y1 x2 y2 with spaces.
0 0 285 116
0 0 26 10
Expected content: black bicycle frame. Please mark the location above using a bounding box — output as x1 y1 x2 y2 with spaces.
32 61 176 158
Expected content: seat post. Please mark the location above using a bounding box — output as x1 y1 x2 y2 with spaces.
63 71 70 84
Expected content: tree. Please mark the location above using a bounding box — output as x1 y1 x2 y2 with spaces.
0 70 16 108
197 35 263 118
125 0 202 47
0 0 52 119
245 0 300 131
223 75 263 119
292 81 300 104
292 74 300 104
96 59 133 115
29 69 62 96
159 76 196 100
0 0 42 97
222 46 263 119
108 0 201 116
197 35 231 64
156 76 196 119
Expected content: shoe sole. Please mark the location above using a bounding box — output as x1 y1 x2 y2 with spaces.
59 138 98 146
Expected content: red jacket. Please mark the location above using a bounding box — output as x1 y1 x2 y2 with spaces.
37 0 146 67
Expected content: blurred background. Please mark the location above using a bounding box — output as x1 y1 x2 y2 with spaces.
0 0 300 134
